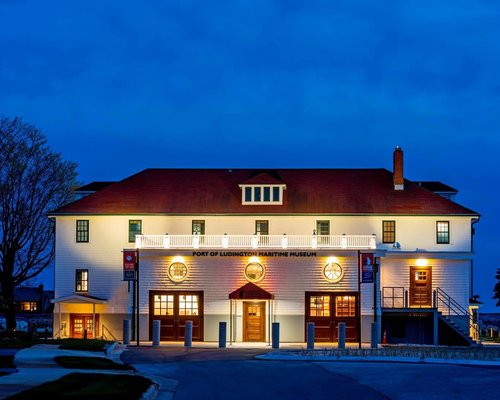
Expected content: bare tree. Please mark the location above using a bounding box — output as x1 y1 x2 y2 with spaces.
0 116 77 333
494 268 500 307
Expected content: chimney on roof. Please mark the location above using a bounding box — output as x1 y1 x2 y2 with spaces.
393 146 404 190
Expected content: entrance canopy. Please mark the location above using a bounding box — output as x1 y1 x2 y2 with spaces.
229 282 274 300
52 293 107 304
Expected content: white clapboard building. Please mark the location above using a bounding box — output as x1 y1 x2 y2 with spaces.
50 147 480 345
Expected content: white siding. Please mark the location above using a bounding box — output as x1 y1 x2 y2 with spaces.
381 258 471 310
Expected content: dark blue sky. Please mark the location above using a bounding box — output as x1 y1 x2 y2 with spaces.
1 1 499 311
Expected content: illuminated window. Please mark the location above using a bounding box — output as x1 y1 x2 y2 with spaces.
382 221 396 243
19 302 37 311
75 269 88 292
129 220 142 243
168 262 188 282
240 185 285 205
179 294 199 316
309 295 331 317
154 295 174 316
245 262 265 282
335 296 356 317
76 220 89 242
436 221 449 244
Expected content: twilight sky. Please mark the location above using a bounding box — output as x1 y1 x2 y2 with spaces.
1 1 499 311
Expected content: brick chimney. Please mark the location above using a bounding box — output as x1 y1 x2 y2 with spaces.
393 146 404 190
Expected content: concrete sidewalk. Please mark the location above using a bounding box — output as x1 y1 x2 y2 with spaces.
0 344 163 400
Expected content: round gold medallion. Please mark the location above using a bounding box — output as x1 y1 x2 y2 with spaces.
168 262 188 282
244 262 265 283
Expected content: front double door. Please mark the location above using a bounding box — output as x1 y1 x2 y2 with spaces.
149 291 203 341
70 314 99 339
305 292 358 342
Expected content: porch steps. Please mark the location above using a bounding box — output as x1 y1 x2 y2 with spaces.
438 312 477 347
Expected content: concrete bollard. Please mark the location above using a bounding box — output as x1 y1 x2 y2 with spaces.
338 322 346 349
371 322 378 349
185 320 193 347
219 322 227 348
152 320 161 347
307 322 315 350
272 322 280 349
123 320 131 345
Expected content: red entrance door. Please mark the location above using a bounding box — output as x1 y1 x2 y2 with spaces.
149 291 204 341
70 314 99 338
305 292 359 342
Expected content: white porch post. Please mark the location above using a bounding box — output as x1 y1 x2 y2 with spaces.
58 303 62 338
92 303 96 338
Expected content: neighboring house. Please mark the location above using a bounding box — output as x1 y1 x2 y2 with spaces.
14 285 54 314
49 147 480 345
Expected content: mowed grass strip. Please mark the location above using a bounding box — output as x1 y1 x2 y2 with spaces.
6 372 152 400
55 356 134 370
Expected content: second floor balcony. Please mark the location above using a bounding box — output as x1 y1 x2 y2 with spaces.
135 234 377 250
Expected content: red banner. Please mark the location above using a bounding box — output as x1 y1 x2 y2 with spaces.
123 250 137 271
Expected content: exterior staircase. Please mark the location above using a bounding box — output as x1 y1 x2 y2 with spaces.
435 288 480 347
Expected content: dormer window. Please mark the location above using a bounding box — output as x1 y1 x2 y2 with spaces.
240 185 285 205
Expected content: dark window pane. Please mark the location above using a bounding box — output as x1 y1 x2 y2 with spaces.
436 221 449 243
254 187 261 201
256 220 269 235
192 220 205 235
129 220 142 242
273 187 280 202
263 187 270 201
76 220 89 242
316 221 330 236
245 187 252 202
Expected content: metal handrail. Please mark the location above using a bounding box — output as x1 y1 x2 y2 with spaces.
100 323 118 341
435 287 480 342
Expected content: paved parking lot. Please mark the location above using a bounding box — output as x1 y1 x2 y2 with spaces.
122 346 500 400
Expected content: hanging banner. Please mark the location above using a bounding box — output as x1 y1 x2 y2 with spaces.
361 253 374 283
123 250 137 281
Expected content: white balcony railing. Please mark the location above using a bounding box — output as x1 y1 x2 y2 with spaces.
135 234 377 250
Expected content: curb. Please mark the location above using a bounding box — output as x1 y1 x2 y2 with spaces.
140 380 159 400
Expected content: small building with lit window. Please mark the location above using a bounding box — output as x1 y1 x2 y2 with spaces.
49 148 480 346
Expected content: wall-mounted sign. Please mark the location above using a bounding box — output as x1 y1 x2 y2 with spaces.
361 253 374 283
123 250 137 281
123 250 137 270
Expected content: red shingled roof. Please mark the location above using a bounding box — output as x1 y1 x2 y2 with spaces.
50 169 478 216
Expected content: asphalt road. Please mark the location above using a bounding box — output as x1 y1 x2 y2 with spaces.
121 347 500 399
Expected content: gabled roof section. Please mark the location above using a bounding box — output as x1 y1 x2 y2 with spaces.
49 168 479 216
240 170 285 185
75 181 115 193
229 282 274 300
416 181 458 193
52 294 107 304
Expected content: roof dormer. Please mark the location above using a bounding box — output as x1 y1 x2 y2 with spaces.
239 171 286 205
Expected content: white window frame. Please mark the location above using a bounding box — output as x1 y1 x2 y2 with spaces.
239 185 286 205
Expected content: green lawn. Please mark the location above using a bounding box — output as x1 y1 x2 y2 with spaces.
6 373 153 400
55 356 134 370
